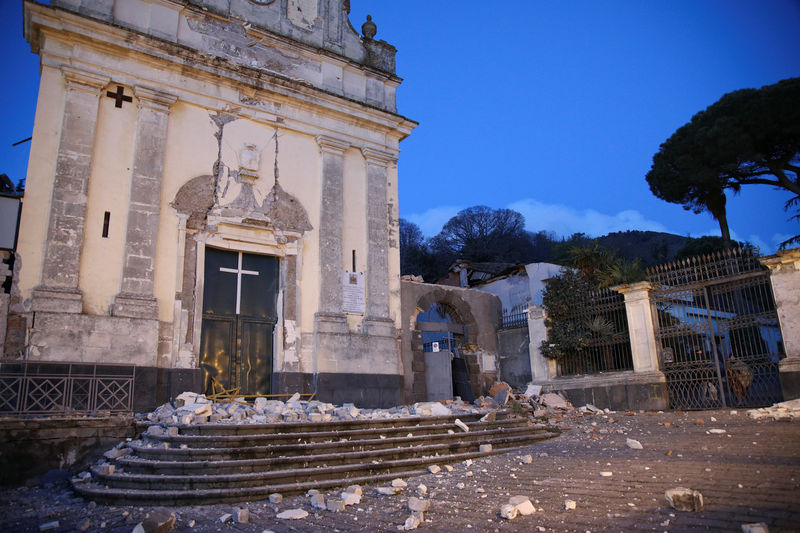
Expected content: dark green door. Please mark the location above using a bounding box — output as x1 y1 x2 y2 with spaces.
199 248 278 395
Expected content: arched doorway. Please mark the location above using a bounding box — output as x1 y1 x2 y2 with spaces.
416 302 473 402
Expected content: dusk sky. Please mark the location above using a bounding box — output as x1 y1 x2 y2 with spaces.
2 1 799 253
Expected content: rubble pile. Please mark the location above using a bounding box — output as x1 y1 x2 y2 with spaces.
747 398 800 421
141 391 485 426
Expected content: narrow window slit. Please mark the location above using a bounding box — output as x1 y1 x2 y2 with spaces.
352 250 356 272
102 211 110 238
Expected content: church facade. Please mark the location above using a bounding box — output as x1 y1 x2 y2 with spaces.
13 0 416 408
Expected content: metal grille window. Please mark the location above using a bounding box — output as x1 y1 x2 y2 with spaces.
0 361 135 414
554 288 633 377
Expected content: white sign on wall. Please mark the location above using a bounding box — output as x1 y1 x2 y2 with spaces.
342 271 365 314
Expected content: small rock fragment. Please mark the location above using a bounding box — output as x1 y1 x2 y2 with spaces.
401 512 423 530
276 509 309 520
708 428 726 434
327 498 345 512
309 492 327 509
132 507 176 533
416 484 427 495
39 522 60 532
377 486 402 495
564 499 577 510
428 465 441 474
665 487 704 512
269 493 283 504
509 495 535 516
345 485 362 496
600 471 613 477
235 508 249 523
408 497 430 512
741 523 770 533
520 454 533 464
479 444 492 453
454 419 469 432
500 504 518 519
218 514 232 523
391 478 408 488
626 438 643 449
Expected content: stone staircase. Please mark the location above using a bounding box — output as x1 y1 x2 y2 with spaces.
72 411 558 505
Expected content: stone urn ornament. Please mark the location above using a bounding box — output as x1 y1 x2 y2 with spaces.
362 14 376 39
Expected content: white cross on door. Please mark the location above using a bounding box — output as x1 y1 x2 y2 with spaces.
219 252 259 315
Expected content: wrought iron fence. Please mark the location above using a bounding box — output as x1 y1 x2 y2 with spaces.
500 310 527 330
0 360 135 414
647 249 784 409
555 288 633 376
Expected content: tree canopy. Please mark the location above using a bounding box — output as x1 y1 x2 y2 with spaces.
646 77 800 245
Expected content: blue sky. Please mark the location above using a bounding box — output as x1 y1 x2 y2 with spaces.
2 1 799 252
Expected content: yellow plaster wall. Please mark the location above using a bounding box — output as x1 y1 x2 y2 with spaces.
16 65 66 300
342 148 367 273
154 102 218 322
78 84 137 315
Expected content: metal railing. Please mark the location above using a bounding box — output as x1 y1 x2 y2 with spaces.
0 360 135 414
500 311 527 330
555 288 634 377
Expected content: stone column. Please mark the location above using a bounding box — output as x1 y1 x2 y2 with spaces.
528 304 555 381
315 135 349 333
760 248 800 399
32 66 110 313
114 86 178 319
613 281 661 373
361 147 395 336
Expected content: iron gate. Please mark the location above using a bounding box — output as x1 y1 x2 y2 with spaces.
648 249 784 410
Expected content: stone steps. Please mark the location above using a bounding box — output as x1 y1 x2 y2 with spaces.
73 410 558 505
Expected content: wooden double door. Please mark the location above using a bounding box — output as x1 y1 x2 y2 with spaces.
199 248 279 396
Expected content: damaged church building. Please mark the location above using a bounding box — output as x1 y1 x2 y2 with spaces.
6 0 426 410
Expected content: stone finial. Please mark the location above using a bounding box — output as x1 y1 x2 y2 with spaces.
361 15 376 39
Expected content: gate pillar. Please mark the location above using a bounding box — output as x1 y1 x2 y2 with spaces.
527 305 556 381
613 282 661 373
760 248 800 400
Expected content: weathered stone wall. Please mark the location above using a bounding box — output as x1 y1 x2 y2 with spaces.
400 280 501 404
0 416 136 486
761 249 800 399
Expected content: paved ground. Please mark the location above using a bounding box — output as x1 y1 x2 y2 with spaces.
1 408 798 532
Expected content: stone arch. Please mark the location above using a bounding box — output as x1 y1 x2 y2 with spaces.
412 287 480 346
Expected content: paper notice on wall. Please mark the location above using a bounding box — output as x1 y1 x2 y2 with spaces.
342 271 365 314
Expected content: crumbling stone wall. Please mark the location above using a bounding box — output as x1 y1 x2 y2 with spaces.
400 280 501 403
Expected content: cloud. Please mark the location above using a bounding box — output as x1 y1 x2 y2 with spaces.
508 198 668 237
405 205 462 236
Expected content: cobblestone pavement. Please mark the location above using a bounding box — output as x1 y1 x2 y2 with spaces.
1 408 798 532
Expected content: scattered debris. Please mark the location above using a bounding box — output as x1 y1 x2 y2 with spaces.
454 419 470 432
39 522 60 532
748 399 800 421
520 454 533 464
428 465 441 474
276 509 309 520
479 444 492 453
708 428 727 434
741 522 770 533
564 499 577 510
665 487 704 512
268 493 283 503
408 497 430 512
132 507 176 533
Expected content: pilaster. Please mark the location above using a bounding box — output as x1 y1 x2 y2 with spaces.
361 147 395 335
314 135 349 334
33 66 110 313
114 86 178 319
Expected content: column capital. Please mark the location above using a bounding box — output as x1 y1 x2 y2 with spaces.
61 65 110 94
611 280 655 303
759 248 800 273
316 135 350 155
360 147 396 167
134 86 178 113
